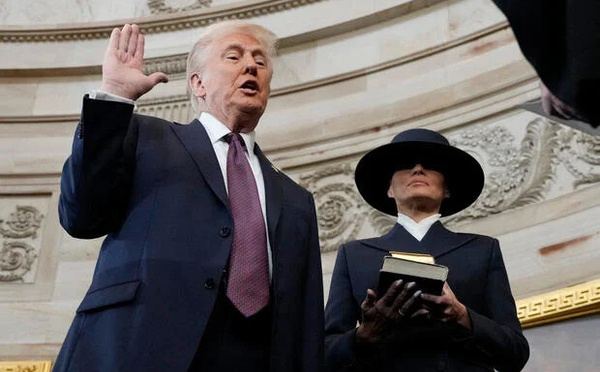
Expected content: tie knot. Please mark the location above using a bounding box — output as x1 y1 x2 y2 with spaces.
225 132 247 151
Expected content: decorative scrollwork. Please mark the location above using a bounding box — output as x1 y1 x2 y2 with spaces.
368 210 396 236
0 360 52 372
444 118 560 225
557 128 600 187
0 241 38 282
0 206 44 239
147 0 212 14
300 164 368 252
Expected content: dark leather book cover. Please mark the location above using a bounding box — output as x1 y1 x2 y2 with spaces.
377 256 448 296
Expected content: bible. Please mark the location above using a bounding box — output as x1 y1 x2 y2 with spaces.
377 252 448 296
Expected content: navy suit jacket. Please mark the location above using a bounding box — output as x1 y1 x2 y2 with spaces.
324 222 529 372
54 97 324 372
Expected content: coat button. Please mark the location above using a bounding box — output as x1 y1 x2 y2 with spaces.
219 227 231 237
204 278 215 289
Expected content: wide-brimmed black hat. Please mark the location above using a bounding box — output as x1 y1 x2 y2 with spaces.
355 128 484 216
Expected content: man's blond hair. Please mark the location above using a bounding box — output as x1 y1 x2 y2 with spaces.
186 21 278 114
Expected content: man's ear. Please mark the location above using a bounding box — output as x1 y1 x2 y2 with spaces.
189 72 206 99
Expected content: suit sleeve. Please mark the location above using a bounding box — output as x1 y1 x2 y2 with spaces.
302 192 325 372
59 96 138 239
460 238 530 372
325 245 383 372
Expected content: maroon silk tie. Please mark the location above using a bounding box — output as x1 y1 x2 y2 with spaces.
225 133 270 317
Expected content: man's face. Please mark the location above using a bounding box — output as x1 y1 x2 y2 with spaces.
387 163 447 212
191 32 272 131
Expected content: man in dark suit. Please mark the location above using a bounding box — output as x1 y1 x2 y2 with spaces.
324 129 529 371
492 0 600 127
54 21 323 372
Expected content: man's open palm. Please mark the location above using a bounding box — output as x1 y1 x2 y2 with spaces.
101 24 168 101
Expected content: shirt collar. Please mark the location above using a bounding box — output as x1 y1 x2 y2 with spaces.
396 212 441 231
199 112 256 155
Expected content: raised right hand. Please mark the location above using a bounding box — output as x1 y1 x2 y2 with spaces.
100 24 168 101
356 280 422 343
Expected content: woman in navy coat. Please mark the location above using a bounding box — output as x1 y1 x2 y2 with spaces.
324 129 529 371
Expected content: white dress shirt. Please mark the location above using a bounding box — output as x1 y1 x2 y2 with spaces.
89 91 273 278
396 212 441 242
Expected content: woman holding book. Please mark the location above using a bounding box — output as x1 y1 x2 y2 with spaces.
324 128 529 372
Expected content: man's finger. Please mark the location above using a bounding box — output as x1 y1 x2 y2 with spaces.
108 28 120 51
119 24 132 54
149 72 169 86
134 33 145 60
127 24 139 57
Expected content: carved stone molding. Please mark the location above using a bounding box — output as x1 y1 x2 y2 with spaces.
368 210 395 236
0 205 44 283
557 129 600 187
136 94 194 123
0 241 37 282
0 361 52 372
444 118 560 225
148 0 212 14
517 278 600 328
444 118 600 226
144 55 188 78
0 0 327 43
299 164 368 253
0 206 44 239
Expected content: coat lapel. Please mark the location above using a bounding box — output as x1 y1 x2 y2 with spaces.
358 221 477 259
255 144 282 253
420 221 477 259
171 119 230 211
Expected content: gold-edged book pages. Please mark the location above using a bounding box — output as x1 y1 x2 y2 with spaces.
389 251 435 264
0 361 52 372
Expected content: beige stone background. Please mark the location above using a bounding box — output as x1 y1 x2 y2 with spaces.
1 0 599 370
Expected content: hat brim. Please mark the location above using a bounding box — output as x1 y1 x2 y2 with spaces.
355 141 484 216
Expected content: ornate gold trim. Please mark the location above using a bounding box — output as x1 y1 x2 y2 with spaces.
0 360 52 372
0 0 326 43
517 278 600 328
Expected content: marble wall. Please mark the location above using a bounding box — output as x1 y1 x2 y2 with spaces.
0 0 599 367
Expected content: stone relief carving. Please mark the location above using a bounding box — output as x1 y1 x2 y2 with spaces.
299 164 368 253
1 0 328 42
0 205 44 239
0 241 37 282
136 94 194 123
0 205 44 283
144 55 188 78
368 209 396 236
444 118 560 225
557 129 600 186
299 118 600 251
0 360 52 372
148 0 212 14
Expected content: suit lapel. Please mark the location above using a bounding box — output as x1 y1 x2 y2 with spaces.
171 119 230 211
420 221 477 259
359 222 476 259
255 144 282 252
